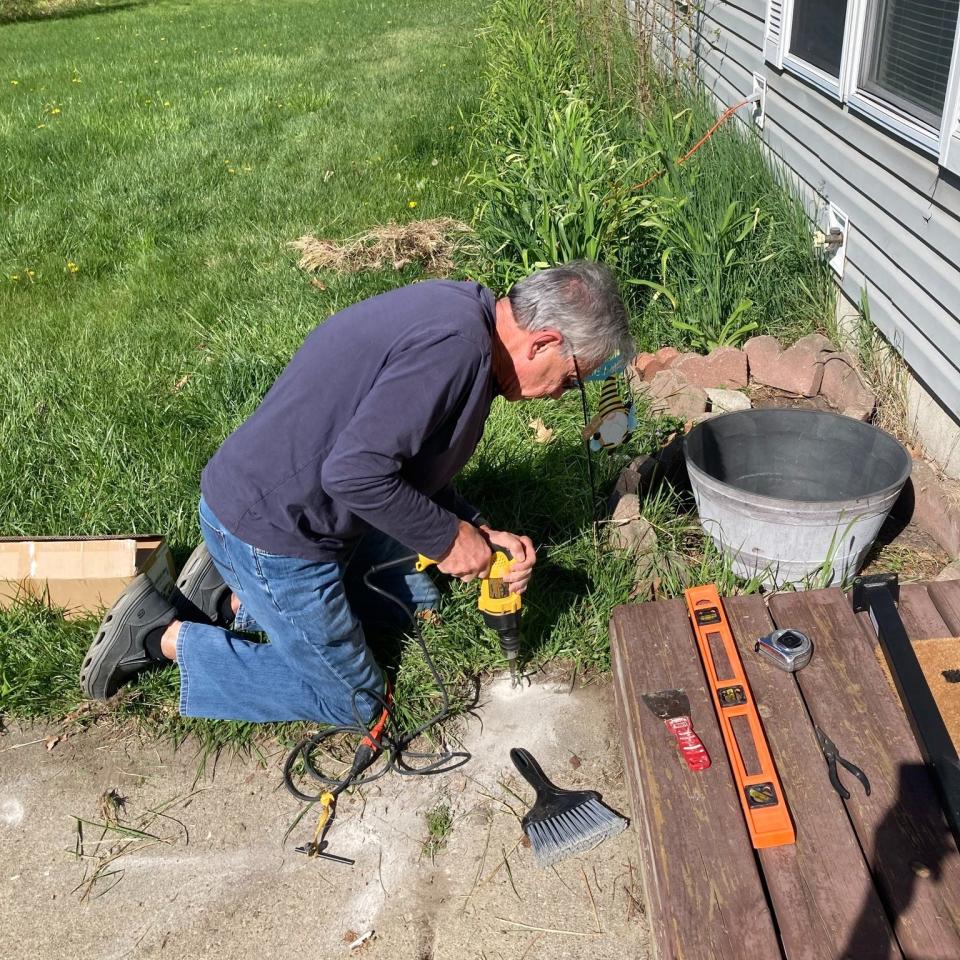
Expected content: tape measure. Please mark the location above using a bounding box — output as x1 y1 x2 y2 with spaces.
754 628 812 672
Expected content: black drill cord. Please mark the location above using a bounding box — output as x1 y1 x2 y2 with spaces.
281 554 470 803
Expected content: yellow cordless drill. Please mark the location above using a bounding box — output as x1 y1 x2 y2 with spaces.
417 548 523 684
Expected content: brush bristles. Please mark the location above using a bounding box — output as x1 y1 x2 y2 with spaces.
525 797 628 867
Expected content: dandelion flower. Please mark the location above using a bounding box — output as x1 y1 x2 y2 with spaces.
36 123 46 128
10 275 19 281
10 80 18 86
26 270 35 278
66 261 79 273
163 101 171 107
408 201 417 209
50 107 61 115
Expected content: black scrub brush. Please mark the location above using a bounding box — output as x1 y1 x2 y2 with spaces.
510 747 629 867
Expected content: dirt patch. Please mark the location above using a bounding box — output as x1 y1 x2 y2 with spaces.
290 219 473 277
0 673 649 959
746 385 833 412
861 514 951 583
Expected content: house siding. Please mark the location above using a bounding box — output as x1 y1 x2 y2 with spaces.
635 0 960 421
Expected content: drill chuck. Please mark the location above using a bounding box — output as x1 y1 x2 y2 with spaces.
481 609 520 647
482 610 521 682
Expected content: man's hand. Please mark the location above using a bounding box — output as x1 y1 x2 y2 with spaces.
479 526 536 594
437 520 494 581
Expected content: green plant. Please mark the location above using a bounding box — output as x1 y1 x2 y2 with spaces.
631 196 767 350
471 92 654 286
468 0 658 288
422 797 453 860
622 95 831 351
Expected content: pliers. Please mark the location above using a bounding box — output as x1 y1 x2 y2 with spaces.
815 726 871 800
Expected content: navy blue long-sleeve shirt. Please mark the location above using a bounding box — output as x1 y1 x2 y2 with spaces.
201 280 496 561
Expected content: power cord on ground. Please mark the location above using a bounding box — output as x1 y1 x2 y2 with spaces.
281 554 470 811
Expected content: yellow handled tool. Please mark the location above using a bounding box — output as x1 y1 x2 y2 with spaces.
417 549 523 685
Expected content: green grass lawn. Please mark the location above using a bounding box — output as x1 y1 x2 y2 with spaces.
1 0 483 541
0 0 649 741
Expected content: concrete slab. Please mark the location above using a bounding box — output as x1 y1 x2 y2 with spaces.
0 675 650 960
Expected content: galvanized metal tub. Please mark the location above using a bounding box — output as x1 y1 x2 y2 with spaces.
683 408 911 588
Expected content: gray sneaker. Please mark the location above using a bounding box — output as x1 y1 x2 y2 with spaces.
80 574 176 699
171 543 234 627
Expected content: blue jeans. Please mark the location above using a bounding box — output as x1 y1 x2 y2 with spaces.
175 497 439 725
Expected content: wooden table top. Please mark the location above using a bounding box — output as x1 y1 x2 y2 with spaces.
609 580 960 960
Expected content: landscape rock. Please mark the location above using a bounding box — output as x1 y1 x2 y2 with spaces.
655 430 691 490
608 455 662 512
745 333 829 397
625 362 645 394
674 347 748 389
630 347 682 385
906 458 960 558
632 352 659 379
645 369 709 421
744 335 782 384
641 358 668 381
655 346 680 365
705 387 751 414
819 352 876 421
793 332 837 356
608 493 657 555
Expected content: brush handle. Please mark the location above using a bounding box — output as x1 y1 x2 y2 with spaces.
664 717 711 771
510 747 565 799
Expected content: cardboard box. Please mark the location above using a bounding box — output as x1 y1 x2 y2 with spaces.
0 536 175 619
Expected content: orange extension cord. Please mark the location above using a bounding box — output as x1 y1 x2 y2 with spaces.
632 96 757 192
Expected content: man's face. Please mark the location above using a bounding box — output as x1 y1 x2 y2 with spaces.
505 336 586 401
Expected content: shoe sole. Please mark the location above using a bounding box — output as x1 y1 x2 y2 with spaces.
80 574 166 700
173 543 232 626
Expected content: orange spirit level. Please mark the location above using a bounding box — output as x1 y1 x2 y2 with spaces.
684 584 795 848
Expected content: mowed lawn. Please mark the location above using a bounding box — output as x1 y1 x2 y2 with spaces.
0 0 524 725
1 0 484 544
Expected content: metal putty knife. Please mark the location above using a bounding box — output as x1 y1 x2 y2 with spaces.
641 689 711 772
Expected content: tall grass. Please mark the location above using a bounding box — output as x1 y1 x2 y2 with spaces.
467 0 834 352
468 0 657 287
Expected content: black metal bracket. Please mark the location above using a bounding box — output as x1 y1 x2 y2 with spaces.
852 573 960 845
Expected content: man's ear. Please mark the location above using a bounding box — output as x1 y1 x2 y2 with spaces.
529 329 564 358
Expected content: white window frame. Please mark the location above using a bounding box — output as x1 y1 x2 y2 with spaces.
780 0 860 101
764 0 960 172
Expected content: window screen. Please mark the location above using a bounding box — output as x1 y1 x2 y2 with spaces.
789 0 848 77
860 0 960 126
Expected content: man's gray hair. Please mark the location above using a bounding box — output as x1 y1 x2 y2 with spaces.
508 260 634 366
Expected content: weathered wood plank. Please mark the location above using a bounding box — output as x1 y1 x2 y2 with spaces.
897 584 957 641
928 579 960 636
609 600 783 960
769 588 960 959
724 595 901 960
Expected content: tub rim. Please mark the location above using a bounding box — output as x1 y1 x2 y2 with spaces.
682 407 912 509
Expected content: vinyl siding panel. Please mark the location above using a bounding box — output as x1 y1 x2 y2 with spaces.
637 0 960 418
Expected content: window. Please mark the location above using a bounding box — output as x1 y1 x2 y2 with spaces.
860 0 959 126
789 0 848 77
764 0 960 167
